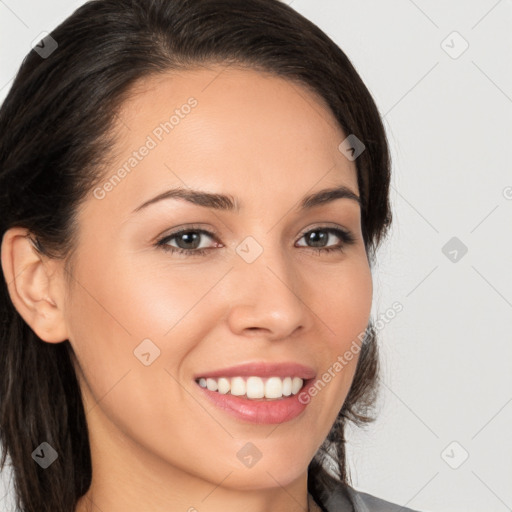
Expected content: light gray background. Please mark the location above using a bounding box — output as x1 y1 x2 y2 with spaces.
1 1 511 511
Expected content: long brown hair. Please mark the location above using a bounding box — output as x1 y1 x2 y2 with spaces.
0 1 392 510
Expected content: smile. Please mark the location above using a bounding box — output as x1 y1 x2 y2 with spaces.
195 375 304 400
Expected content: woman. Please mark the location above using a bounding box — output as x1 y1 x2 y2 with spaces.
0 1 419 511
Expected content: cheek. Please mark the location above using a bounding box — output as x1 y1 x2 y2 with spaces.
67 243 217 347
64 246 228 412
313 254 373 348
64 250 222 467
299 255 373 427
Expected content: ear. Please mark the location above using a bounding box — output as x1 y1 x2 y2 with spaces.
1 227 69 343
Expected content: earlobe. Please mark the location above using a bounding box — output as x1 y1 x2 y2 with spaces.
1 227 69 343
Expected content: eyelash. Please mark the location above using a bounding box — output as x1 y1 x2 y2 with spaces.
155 225 356 257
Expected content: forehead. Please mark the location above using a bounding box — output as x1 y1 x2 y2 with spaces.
89 65 358 219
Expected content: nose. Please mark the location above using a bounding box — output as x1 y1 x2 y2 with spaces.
225 243 313 341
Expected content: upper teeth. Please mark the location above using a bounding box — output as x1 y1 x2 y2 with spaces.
196 376 304 399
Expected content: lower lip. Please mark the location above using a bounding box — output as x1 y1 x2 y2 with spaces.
195 379 315 424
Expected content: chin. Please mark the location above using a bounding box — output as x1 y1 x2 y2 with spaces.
218 454 309 491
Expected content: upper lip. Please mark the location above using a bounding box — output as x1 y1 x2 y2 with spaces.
194 362 316 380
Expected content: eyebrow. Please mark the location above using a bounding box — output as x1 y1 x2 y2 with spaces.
131 184 361 214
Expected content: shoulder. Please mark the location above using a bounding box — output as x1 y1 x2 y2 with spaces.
319 482 422 512
344 485 422 512
309 470 424 512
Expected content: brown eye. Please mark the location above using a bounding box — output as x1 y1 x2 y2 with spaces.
296 227 356 254
156 228 219 256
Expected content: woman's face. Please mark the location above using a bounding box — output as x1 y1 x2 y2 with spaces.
62 66 372 496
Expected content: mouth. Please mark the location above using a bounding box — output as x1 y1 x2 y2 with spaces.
194 375 309 401
193 375 316 424
192 361 316 423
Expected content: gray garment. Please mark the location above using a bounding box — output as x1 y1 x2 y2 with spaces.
346 486 420 512
315 483 421 512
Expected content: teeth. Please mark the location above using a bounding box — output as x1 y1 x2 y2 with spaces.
282 376 293 396
218 377 230 394
206 378 218 391
197 376 305 399
231 377 246 396
266 376 284 399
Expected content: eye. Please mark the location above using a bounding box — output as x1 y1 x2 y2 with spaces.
296 227 356 254
156 227 220 257
155 225 356 257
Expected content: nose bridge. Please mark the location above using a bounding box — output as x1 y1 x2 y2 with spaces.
226 234 310 337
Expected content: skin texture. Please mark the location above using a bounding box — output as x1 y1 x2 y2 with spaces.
1 66 373 512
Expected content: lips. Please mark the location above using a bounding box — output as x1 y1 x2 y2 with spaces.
193 361 316 380
191 361 317 424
